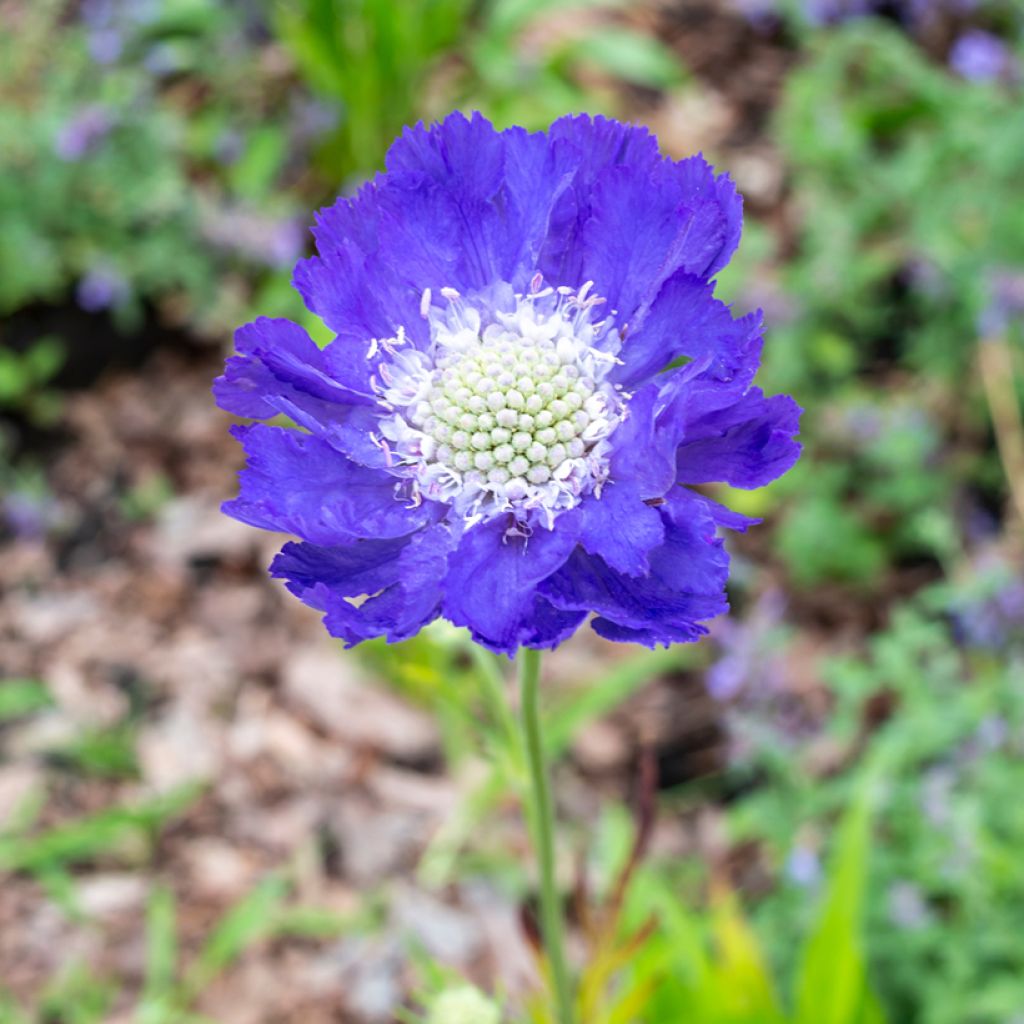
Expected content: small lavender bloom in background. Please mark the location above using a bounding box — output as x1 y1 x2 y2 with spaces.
87 26 123 64
949 552 1024 652
786 843 823 887
949 29 1016 82
215 113 801 654
54 105 114 162
887 881 930 929
200 204 306 270
143 42 184 77
748 0 980 30
76 266 129 312
706 588 787 700
268 219 306 270
290 96 341 146
979 268 1024 336
2 491 61 541
214 128 246 166
803 0 872 27
920 766 955 828
731 0 783 30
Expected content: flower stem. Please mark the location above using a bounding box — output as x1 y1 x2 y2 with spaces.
518 647 574 1024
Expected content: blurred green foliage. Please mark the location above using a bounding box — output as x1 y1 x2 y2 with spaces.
735 21 1024 592
0 0 307 338
728 599 1024 1023
276 0 685 183
774 20 1024 383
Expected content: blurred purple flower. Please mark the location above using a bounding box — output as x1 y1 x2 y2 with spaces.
949 30 1016 82
200 204 306 270
76 266 129 312
143 42 183 77
979 269 1024 336
54 105 113 161
786 844 822 887
87 26 123 64
950 563 1024 652
974 714 1009 753
2 491 61 541
888 881 930 929
706 589 787 700
268 220 306 270
79 0 114 28
732 0 783 30
920 766 954 828
215 128 246 166
755 0 981 29
80 0 159 30
804 0 871 26
842 403 884 443
290 96 340 145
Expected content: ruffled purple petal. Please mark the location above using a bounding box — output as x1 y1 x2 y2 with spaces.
294 176 447 352
271 525 453 644
516 595 588 650
442 516 582 655
565 152 743 320
549 114 661 182
383 112 515 290
605 383 677 498
539 115 661 286
224 424 442 544
540 490 730 647
561 479 665 577
675 389 803 489
677 489 762 533
213 318 388 468
214 317 373 414
612 273 763 388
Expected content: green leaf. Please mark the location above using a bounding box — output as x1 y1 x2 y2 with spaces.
183 875 290 997
572 27 684 88
0 679 53 722
0 785 200 873
143 885 179 1008
794 759 887 1024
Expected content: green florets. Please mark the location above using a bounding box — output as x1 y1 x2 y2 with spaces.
409 337 596 488
426 985 501 1024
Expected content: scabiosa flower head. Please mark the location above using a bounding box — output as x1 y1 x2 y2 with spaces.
215 113 801 655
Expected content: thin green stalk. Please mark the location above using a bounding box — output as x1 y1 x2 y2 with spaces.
518 647 574 1024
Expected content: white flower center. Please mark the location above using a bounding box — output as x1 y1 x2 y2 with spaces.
373 278 627 526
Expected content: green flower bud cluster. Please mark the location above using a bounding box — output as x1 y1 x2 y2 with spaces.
426 985 501 1024
410 335 598 490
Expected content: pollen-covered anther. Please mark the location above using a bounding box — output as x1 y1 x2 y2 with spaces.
377 281 627 524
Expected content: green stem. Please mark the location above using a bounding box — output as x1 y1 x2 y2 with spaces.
518 647 574 1024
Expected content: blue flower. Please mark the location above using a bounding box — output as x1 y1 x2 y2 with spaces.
76 265 129 312
54 105 114 162
215 113 801 655
949 29 1016 83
